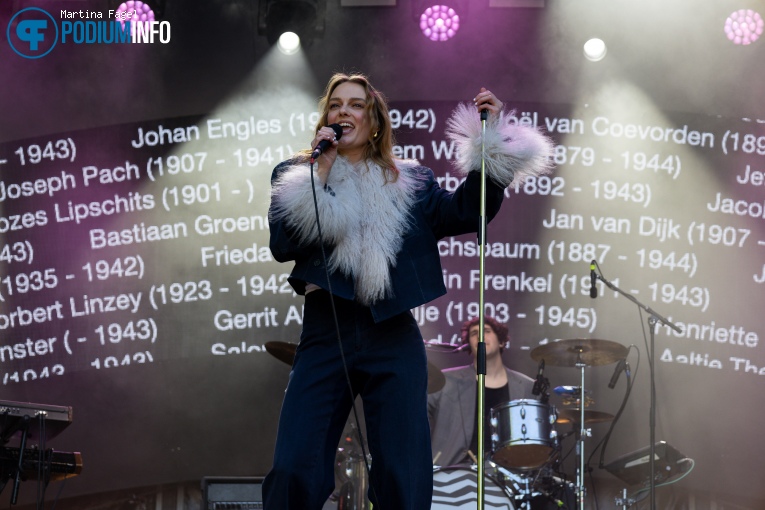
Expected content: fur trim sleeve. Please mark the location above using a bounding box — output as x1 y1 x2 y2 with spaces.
445 103 555 187
269 160 362 246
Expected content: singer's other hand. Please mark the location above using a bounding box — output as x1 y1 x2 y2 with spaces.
311 126 339 183
473 87 503 119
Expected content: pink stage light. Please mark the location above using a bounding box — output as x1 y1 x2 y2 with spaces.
724 9 764 45
419 5 460 42
116 1 156 28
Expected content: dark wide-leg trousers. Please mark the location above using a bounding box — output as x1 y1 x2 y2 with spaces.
263 290 433 510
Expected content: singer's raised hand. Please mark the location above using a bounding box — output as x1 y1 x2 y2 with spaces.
473 87 503 118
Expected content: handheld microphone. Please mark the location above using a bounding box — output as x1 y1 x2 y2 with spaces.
589 260 598 298
310 124 343 162
608 358 628 389
532 359 545 395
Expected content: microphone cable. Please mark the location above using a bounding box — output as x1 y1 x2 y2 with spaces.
594 345 640 471
307 158 380 508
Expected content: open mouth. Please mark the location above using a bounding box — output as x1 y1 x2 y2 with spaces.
339 121 354 134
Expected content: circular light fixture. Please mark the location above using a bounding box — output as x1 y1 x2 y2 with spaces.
116 1 155 27
583 38 607 62
724 9 764 45
419 5 460 42
277 31 301 55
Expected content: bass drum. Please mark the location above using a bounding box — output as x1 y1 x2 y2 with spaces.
432 466 514 510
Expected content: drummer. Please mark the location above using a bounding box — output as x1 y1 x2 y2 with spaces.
428 316 537 467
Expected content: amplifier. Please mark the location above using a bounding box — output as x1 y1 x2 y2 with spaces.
201 476 264 510
604 441 690 487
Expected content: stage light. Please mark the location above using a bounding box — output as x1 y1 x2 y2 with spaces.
724 9 763 45
111 0 165 24
583 37 607 62
259 0 325 48
116 1 155 22
277 31 301 54
419 4 460 42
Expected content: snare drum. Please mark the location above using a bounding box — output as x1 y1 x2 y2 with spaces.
490 399 556 471
432 466 514 509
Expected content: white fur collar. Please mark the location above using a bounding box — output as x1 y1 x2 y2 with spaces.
270 156 420 305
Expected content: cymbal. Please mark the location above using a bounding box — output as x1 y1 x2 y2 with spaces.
265 341 297 366
424 341 466 353
556 408 614 425
265 341 447 394
530 339 627 367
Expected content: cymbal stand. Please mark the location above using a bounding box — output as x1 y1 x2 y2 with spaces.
574 350 588 510
614 487 637 509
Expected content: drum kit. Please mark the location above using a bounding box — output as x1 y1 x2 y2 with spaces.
264 337 628 510
522 338 629 510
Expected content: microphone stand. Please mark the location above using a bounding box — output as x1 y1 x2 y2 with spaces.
475 108 489 510
592 268 682 510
